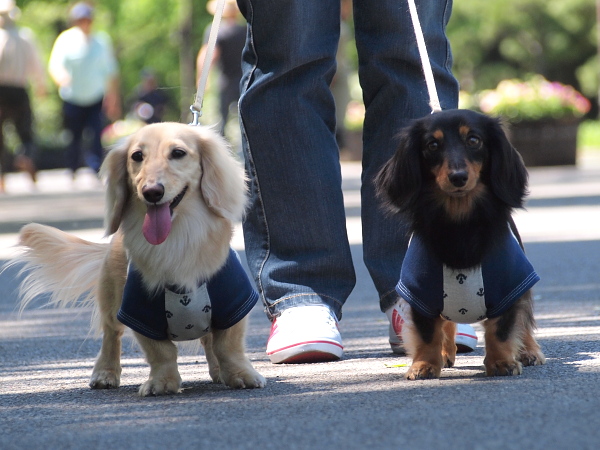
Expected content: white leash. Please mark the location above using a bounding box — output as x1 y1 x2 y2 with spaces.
190 0 227 126
407 0 442 113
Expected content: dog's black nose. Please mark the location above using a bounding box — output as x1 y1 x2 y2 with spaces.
142 184 165 203
448 171 468 188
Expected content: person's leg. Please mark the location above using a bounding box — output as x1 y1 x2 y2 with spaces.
11 88 38 182
354 0 459 312
237 0 351 363
63 101 86 174
218 81 238 136
85 99 105 173
238 0 353 319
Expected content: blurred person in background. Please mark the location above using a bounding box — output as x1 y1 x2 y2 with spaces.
0 0 46 192
196 0 246 136
127 68 169 124
48 1 120 177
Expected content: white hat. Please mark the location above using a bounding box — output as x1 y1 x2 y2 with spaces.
69 2 94 22
0 0 17 15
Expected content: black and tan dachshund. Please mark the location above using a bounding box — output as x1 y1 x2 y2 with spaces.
376 109 546 379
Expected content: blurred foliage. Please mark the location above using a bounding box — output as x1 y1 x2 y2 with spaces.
6 0 600 149
579 119 600 147
447 0 597 98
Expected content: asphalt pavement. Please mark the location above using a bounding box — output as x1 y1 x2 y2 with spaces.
0 160 599 449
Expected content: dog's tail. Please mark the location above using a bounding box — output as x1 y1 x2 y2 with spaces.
14 223 110 319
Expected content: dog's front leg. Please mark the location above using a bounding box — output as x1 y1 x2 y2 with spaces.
515 292 546 368
210 317 266 389
90 241 127 389
90 317 124 389
135 333 182 396
483 314 521 376
484 292 545 376
403 308 445 380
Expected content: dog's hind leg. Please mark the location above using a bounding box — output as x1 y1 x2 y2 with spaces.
135 334 182 396
210 317 266 389
519 331 546 367
200 333 221 383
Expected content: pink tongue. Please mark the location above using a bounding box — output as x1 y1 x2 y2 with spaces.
143 203 171 245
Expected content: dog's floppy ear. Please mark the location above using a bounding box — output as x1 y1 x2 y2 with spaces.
375 124 424 214
100 138 131 235
195 127 247 222
485 119 529 208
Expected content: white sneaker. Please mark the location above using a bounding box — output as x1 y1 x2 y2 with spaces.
386 302 406 355
266 305 343 364
456 323 478 353
386 301 478 354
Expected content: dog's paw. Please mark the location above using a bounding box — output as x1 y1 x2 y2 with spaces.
221 367 266 389
90 369 121 389
518 349 546 367
208 366 222 384
442 349 456 368
405 362 442 380
443 355 455 369
138 374 182 396
484 358 523 376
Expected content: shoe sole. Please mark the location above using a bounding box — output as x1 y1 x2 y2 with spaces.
389 341 406 355
268 340 343 364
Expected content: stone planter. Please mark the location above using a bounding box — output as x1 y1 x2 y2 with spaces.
508 119 579 167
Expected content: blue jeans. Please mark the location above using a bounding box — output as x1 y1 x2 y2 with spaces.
237 0 459 320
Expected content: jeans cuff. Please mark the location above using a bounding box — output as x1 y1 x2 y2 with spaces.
379 289 401 313
265 293 344 321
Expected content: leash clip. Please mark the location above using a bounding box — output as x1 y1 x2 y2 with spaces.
189 106 202 127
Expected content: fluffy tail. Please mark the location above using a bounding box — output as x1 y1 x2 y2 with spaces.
13 223 109 319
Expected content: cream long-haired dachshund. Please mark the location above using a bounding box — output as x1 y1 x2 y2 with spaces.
15 122 266 396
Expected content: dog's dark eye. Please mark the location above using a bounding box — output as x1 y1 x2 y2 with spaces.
427 141 439 151
466 135 482 148
131 151 144 162
171 148 187 159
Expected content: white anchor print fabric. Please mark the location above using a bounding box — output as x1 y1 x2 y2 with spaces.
164 284 212 341
441 266 487 323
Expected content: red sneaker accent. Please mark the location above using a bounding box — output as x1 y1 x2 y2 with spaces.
391 308 404 338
